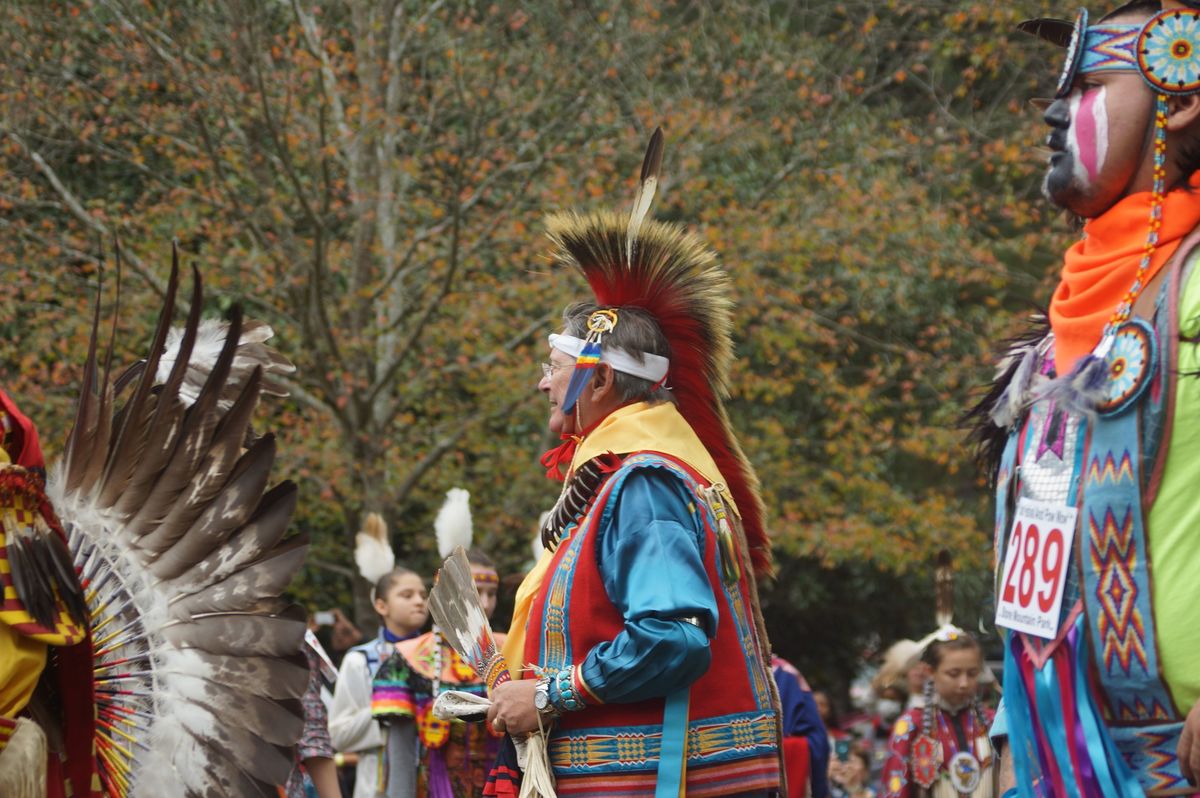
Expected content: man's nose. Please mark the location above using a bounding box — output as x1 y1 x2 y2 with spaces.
1045 96 1071 129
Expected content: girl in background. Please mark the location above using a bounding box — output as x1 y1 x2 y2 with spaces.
880 627 994 798
393 549 504 797
329 567 429 798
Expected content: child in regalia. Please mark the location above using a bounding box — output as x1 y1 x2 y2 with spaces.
381 548 504 798
329 561 430 798
880 627 994 798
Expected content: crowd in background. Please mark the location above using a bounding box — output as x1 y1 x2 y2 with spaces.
284 552 1001 798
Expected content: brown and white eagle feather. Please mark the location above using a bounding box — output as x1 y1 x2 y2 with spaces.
48 247 309 797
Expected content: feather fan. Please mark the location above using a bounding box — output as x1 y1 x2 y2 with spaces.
355 512 396 586
48 248 308 797
434 487 473 559
428 547 509 692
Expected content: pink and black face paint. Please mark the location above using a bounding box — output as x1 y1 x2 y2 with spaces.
1069 85 1110 186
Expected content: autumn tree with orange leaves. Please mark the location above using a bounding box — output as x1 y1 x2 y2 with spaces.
1 0 1070 688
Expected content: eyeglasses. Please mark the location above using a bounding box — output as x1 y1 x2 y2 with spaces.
540 362 573 380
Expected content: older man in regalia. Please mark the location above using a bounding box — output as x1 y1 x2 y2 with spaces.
485 130 784 797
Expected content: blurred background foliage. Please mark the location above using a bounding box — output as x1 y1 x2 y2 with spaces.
0 0 1070 697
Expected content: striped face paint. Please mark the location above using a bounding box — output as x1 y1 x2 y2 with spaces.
1068 85 1108 187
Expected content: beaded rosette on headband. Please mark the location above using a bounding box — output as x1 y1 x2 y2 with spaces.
558 309 618 414
1018 3 1200 411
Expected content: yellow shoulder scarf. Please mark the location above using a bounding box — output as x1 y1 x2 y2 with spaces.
500 401 734 674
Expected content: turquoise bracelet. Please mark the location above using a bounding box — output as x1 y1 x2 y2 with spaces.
550 665 586 713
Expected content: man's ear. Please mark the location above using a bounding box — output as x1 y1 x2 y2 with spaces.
590 362 617 401
1167 93 1200 132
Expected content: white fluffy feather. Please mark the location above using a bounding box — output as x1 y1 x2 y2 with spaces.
355 512 396 585
435 487 473 559
156 319 295 408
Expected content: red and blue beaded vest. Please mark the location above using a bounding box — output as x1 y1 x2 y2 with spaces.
524 451 781 797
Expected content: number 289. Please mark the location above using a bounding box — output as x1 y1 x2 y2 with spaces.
1001 522 1065 612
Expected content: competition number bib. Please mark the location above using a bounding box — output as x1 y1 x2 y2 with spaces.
995 498 1077 640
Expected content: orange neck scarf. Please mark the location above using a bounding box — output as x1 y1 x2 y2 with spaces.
1050 174 1200 372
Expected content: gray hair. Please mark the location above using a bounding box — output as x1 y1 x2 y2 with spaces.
561 302 675 406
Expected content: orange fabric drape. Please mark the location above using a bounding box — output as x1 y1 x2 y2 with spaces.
1051 174 1200 372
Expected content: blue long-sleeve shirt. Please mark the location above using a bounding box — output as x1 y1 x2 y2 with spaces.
774 662 831 798
576 468 720 704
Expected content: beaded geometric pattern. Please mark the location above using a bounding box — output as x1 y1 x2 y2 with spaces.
1138 9 1200 94
911 734 940 789
1081 402 1178 723
547 710 777 772
1080 24 1140 76
1111 723 1189 795
540 532 583 672
1088 504 1149 677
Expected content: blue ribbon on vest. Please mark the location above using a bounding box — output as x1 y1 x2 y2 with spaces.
655 687 691 798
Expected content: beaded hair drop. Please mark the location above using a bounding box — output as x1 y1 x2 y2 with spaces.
1038 93 1169 415
910 677 940 790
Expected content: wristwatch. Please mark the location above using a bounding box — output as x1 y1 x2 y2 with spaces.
534 675 559 717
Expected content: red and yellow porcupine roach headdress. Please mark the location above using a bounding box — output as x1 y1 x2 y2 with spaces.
544 129 771 577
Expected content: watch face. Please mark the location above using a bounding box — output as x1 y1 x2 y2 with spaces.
534 687 550 711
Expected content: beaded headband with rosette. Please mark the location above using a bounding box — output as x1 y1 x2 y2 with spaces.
1017 3 1198 417
1022 4 1200 95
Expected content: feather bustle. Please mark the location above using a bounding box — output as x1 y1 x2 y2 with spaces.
161 604 308 658
112 268 206 518
61 279 104 496
138 366 263 555
168 535 308 619
51 251 309 795
149 433 276 581
127 308 244 541
175 482 298 592
97 250 180 506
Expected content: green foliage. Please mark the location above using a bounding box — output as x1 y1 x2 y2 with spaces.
1 0 1073 668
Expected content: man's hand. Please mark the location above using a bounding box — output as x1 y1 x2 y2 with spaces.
486 679 547 736
1178 699 1200 785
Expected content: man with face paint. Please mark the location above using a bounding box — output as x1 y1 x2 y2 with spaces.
970 2 1200 796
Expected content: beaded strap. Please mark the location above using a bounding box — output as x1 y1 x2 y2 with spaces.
1097 94 1168 357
